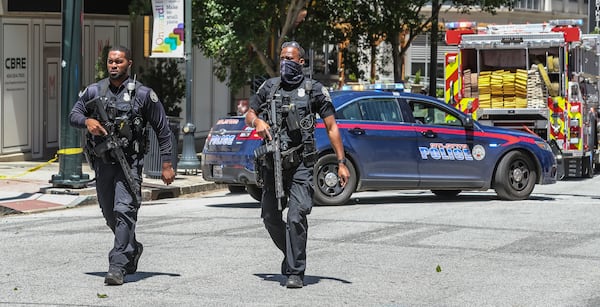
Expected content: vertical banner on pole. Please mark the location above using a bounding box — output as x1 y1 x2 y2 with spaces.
151 0 185 58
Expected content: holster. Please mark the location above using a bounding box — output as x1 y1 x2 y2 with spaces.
302 138 317 167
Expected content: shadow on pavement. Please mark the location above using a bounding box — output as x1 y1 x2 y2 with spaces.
254 273 352 287
207 202 261 209
86 271 181 283
0 192 35 202
346 194 554 205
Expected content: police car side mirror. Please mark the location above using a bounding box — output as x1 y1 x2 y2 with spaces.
463 116 474 129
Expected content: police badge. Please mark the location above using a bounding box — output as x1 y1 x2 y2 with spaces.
150 90 159 103
298 88 305 97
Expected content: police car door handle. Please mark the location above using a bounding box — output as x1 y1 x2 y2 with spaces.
349 127 365 135
420 130 437 138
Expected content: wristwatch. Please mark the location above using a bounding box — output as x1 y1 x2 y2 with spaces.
337 158 347 165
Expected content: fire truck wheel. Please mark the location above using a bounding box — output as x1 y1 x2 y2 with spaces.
494 151 537 200
583 155 594 178
228 185 247 194
245 184 263 202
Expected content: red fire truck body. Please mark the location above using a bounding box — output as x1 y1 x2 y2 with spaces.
444 20 599 179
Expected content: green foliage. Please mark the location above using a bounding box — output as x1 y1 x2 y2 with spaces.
436 88 444 98
128 0 152 20
193 0 310 90
95 45 110 82
130 0 515 90
138 59 185 117
414 70 422 84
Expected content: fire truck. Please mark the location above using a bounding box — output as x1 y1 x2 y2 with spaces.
444 19 600 179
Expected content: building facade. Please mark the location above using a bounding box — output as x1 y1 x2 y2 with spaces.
0 0 230 161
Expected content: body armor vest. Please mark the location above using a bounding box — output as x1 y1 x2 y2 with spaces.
260 78 318 168
86 79 148 165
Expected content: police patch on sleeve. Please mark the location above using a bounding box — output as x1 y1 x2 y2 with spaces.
321 86 332 101
150 90 159 103
78 87 87 98
256 81 267 94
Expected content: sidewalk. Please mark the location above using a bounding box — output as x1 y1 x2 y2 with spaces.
0 161 225 215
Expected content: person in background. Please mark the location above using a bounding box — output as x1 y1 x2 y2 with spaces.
237 99 249 116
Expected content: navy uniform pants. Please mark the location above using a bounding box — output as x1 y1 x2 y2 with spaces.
260 160 313 277
95 158 143 272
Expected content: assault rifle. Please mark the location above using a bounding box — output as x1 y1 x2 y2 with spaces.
254 95 285 210
85 97 141 204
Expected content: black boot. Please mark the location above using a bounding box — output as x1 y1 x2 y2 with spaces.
125 242 144 274
286 275 303 288
105 268 124 286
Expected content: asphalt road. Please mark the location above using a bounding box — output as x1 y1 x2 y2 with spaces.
2 177 600 306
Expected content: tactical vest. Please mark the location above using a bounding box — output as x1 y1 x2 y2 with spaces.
260 78 318 167
87 79 148 162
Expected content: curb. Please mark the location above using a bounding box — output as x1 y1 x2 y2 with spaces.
0 181 228 216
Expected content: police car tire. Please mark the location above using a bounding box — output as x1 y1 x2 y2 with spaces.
493 151 536 201
313 153 357 206
245 184 263 202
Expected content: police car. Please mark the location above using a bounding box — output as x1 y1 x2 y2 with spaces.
201 116 264 200
202 88 557 205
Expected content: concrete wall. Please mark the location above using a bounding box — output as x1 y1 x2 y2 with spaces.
0 14 130 161
0 12 232 161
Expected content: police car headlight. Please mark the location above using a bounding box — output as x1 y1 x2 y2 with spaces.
535 141 552 152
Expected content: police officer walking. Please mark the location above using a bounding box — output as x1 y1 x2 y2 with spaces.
69 46 175 285
245 41 350 288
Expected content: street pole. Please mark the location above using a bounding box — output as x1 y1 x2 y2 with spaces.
50 0 90 188
428 0 439 97
178 0 201 171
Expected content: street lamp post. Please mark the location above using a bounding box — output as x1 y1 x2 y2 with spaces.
178 0 201 171
50 0 90 188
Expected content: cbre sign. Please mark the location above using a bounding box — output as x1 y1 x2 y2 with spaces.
5 57 26 69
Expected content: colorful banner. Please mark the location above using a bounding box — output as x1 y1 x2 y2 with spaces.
151 0 185 58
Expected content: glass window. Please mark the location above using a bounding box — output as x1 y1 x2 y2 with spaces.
358 98 403 122
407 99 461 126
412 63 426 76
337 98 403 122
337 102 362 120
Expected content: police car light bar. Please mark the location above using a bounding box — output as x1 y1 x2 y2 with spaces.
445 21 477 30
340 83 405 91
549 19 583 26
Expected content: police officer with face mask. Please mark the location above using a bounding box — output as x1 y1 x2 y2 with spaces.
246 41 350 288
69 46 175 286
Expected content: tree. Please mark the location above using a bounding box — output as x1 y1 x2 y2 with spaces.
138 59 185 117
131 0 515 91
193 0 311 90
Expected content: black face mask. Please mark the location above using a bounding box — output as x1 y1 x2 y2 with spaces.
280 59 304 86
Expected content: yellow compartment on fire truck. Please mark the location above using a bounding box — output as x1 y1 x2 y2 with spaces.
444 19 599 179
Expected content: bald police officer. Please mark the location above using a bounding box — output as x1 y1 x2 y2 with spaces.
246 41 350 288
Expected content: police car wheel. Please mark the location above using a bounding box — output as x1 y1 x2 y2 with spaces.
245 184 263 202
493 151 536 201
313 153 357 206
